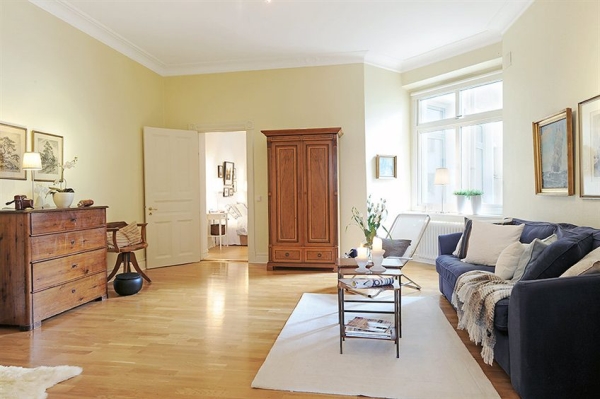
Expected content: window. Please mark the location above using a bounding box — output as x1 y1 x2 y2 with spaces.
413 74 503 215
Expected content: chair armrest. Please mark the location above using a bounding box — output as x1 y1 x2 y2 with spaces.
137 223 148 244
508 274 600 398
107 228 120 251
438 232 461 256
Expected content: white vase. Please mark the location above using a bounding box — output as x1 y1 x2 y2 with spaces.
53 192 75 208
471 195 482 215
456 196 467 214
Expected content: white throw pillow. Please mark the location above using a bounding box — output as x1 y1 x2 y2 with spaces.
494 241 526 280
511 234 557 281
463 221 524 266
561 246 600 277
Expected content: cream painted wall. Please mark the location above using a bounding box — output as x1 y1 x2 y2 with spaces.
0 0 164 226
502 0 600 226
364 65 411 233
164 65 367 260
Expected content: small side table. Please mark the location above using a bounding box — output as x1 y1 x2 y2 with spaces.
207 212 228 248
337 258 403 358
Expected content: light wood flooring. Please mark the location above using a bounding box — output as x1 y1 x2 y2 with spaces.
0 256 519 398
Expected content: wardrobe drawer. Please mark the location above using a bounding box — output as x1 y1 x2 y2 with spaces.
305 248 335 263
30 227 106 262
272 248 302 262
32 273 106 323
32 248 107 292
30 209 105 235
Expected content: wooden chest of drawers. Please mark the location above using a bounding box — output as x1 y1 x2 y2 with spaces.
0 206 108 330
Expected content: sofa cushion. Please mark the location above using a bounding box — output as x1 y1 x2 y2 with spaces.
495 241 527 280
381 238 411 258
452 218 473 258
521 232 594 280
463 221 524 266
511 218 558 244
511 234 557 281
561 246 600 277
494 297 510 332
435 255 493 294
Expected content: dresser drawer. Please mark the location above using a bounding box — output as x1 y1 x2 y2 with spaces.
30 209 105 235
30 227 106 262
305 248 335 263
33 273 106 323
32 248 107 292
272 248 302 262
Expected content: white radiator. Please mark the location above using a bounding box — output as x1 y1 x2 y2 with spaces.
414 220 464 264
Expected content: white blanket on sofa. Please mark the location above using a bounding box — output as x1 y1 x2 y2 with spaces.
451 270 515 365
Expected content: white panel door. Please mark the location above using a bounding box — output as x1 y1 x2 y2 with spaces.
143 126 200 268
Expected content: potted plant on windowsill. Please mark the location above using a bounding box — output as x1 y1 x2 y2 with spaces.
453 189 483 215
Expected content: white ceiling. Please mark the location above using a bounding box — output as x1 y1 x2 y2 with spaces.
29 0 533 77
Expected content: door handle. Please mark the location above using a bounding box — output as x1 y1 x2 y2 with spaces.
148 206 158 216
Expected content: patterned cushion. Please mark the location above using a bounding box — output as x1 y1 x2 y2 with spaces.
107 222 142 248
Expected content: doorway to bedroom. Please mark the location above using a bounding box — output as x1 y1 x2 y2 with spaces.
204 131 249 262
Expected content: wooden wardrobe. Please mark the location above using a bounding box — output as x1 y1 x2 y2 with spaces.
262 127 342 270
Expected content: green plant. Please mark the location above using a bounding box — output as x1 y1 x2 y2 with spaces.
453 189 483 199
346 195 390 248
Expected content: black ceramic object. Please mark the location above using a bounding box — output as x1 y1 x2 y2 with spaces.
114 272 143 296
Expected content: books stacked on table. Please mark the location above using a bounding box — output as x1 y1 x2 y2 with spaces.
345 316 393 339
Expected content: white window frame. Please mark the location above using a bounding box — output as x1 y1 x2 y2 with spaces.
411 71 503 215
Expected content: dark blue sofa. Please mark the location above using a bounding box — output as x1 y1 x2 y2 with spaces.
436 218 600 399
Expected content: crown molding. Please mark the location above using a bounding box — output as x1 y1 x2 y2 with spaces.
28 0 168 75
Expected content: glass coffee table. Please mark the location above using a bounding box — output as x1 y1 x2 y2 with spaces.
337 257 405 358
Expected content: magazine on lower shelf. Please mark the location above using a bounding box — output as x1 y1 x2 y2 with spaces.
339 277 395 289
344 316 393 338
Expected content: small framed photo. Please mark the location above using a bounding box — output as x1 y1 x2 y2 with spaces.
0 122 27 180
223 161 234 185
217 164 224 178
579 95 600 197
532 108 574 195
33 131 63 182
376 155 397 179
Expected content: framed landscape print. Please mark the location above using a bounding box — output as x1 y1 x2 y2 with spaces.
376 155 397 179
0 122 27 180
33 131 63 182
579 94 600 197
532 108 574 195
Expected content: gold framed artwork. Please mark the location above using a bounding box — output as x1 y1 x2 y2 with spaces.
223 161 234 185
579 94 600 198
0 122 27 180
532 108 574 196
376 155 397 179
33 131 63 182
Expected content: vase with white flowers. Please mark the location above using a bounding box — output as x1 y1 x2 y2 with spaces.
346 195 390 250
48 157 78 208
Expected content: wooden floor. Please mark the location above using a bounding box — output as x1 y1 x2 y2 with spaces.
0 251 519 398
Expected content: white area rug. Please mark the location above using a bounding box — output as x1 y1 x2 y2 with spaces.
0 365 82 399
252 293 499 399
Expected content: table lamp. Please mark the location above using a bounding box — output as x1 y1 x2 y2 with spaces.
22 152 42 201
434 168 449 213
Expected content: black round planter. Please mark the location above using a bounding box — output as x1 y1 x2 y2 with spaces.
114 272 143 296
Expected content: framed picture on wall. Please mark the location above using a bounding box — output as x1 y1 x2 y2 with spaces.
532 108 574 196
223 161 234 185
0 122 27 180
579 94 600 197
376 155 397 179
33 131 63 182
217 164 224 178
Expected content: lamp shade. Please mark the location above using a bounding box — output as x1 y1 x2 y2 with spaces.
434 168 449 185
22 152 42 170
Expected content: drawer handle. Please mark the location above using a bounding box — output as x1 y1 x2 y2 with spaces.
317 253 322 258
70 240 76 245
71 289 76 294
71 264 78 269
70 218 77 223
285 252 290 257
